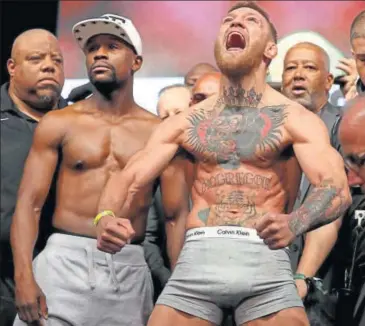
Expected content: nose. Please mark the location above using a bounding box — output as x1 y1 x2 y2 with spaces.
230 19 244 29
41 56 56 73
293 67 305 81
347 169 364 187
93 46 108 61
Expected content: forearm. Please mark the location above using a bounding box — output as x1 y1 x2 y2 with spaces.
166 219 186 270
98 170 136 215
11 207 40 281
296 219 341 277
289 177 350 236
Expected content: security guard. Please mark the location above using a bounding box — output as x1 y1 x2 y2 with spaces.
0 28 66 326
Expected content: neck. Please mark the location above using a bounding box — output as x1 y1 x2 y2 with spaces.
8 83 55 122
311 97 328 114
219 68 267 108
92 78 136 115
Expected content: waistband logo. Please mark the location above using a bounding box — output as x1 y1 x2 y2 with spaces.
217 228 250 236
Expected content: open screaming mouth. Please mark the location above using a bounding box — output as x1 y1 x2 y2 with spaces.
226 32 246 50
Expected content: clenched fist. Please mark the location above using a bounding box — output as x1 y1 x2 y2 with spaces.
255 213 295 250
96 215 135 254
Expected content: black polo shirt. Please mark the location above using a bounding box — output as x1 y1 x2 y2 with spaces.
0 82 67 275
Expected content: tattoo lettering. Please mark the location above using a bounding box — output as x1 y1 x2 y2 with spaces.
200 172 272 194
289 178 348 235
187 104 287 169
197 190 257 226
221 86 263 108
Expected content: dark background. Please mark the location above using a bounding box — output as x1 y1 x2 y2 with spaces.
0 0 59 85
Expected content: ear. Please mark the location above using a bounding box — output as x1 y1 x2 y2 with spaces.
132 55 143 73
264 42 278 61
325 73 334 92
7 58 15 78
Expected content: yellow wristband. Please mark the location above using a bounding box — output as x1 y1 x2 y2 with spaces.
94 210 115 226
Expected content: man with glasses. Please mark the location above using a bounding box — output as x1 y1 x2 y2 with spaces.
337 96 365 326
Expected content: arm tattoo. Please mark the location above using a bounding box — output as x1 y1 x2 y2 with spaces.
289 178 348 236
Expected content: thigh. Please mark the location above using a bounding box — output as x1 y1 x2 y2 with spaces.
148 304 216 326
241 307 309 326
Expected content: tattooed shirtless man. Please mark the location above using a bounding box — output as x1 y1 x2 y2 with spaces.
95 2 351 326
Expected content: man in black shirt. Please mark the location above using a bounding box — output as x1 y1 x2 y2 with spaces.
0 28 66 326
337 96 365 326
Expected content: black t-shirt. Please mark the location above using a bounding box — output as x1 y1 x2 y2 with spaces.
332 115 365 270
0 83 67 278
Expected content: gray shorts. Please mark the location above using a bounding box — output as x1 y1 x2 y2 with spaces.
13 233 154 326
156 226 303 325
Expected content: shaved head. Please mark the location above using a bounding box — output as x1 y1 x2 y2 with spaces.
184 63 218 89
350 10 365 42
191 72 221 105
11 29 59 61
7 28 64 112
339 96 365 191
340 96 365 137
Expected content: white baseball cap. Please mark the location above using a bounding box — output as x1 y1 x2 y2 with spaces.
72 14 142 56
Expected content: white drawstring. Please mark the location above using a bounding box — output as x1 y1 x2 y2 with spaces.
106 253 119 292
86 246 96 290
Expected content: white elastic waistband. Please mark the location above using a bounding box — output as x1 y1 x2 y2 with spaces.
185 226 263 242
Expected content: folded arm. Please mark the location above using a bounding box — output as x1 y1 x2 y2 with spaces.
288 105 351 236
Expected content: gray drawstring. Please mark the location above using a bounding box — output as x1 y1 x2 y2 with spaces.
106 253 119 292
86 246 96 290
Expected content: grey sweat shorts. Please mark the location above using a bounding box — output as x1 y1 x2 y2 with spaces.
156 226 303 325
13 233 154 326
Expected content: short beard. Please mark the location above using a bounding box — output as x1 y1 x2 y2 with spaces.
89 69 121 97
37 95 57 111
29 87 60 112
214 41 263 79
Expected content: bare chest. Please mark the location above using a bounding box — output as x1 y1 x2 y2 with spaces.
62 123 151 172
183 105 289 169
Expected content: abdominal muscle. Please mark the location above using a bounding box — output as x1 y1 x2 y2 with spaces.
186 164 288 230
51 167 152 240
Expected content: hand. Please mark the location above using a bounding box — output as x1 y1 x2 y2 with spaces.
336 58 358 98
15 276 48 324
255 213 295 249
295 279 309 300
96 215 136 254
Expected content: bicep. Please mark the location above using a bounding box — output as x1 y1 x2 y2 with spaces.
125 117 182 188
290 109 346 187
16 114 63 205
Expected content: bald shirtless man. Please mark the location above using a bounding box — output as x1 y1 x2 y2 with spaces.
96 3 351 326
11 14 189 326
